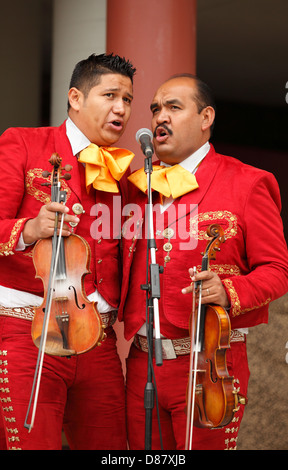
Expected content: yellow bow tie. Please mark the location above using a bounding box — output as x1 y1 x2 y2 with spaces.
78 144 134 193
128 164 199 201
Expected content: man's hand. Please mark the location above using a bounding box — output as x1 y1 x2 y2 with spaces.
182 268 229 309
22 202 80 245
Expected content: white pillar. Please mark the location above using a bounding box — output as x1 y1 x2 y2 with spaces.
50 0 107 126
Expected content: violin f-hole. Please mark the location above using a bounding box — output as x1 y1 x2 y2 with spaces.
69 285 85 309
206 358 218 384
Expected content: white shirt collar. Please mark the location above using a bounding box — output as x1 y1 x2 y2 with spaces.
66 117 90 156
158 141 210 213
160 141 210 174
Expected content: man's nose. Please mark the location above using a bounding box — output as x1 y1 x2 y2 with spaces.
113 98 125 115
155 107 170 124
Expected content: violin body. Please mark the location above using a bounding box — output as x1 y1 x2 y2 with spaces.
32 233 105 356
185 224 243 448
187 303 236 428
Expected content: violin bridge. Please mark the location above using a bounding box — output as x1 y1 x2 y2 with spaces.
54 296 69 303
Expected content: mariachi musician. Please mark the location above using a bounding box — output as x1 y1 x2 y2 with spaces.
0 53 135 450
118 74 288 450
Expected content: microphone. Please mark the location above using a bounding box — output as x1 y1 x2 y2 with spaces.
135 128 154 158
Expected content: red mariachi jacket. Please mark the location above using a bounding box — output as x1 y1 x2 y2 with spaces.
118 145 288 339
0 122 126 308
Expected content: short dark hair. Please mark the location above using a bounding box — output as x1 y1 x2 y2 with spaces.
167 73 216 133
68 53 136 109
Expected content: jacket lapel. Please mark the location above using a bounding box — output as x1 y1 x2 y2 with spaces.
54 121 83 203
158 145 220 225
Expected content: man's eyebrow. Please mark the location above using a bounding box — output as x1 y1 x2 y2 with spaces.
166 98 183 106
104 87 133 99
150 102 158 111
150 98 183 111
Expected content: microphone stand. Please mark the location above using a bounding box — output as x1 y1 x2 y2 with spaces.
140 152 163 450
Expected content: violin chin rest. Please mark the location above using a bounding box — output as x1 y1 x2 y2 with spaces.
33 332 76 357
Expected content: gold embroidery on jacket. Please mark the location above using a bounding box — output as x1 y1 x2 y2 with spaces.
241 298 271 313
224 400 241 449
223 278 271 316
25 168 71 204
223 279 241 316
195 264 242 277
0 349 21 449
0 218 26 256
190 210 238 240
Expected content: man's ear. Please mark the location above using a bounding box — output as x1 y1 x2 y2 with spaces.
201 106 215 132
68 87 83 111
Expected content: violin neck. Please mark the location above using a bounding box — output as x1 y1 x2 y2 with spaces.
51 189 68 281
197 256 209 350
201 256 209 272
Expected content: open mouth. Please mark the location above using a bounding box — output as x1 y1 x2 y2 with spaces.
154 125 172 142
109 120 124 131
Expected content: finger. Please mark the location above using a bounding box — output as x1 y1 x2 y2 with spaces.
46 202 70 214
64 214 80 225
192 270 214 282
57 227 72 237
182 272 207 295
198 285 229 308
204 287 212 297
182 285 193 294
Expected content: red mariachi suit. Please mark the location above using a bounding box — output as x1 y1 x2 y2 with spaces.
0 122 123 304
118 145 288 450
0 122 128 450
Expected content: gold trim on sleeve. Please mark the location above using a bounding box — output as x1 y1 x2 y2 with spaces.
0 218 27 256
223 279 242 316
223 278 271 317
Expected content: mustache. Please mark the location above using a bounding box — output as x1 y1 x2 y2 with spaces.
153 124 173 138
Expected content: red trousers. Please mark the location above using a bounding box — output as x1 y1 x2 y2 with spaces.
125 340 250 450
0 316 126 450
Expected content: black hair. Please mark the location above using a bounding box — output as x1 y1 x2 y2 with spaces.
167 73 216 133
68 53 136 109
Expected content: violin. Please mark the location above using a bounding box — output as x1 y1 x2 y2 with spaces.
31 153 105 356
25 153 105 431
185 224 243 450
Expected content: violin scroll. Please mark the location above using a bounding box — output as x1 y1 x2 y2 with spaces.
204 223 226 261
41 153 72 183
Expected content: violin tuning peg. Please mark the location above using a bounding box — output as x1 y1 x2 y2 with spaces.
62 173 71 181
42 170 51 178
63 164 73 172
